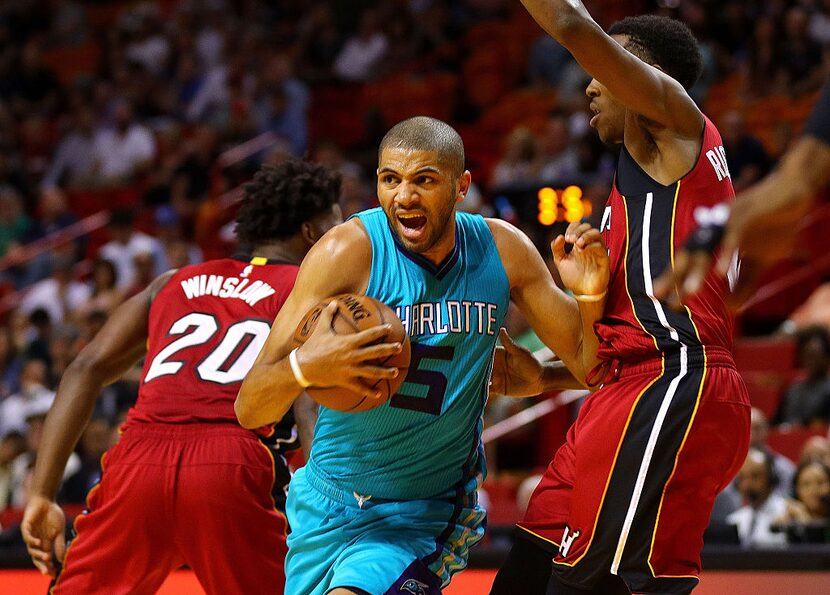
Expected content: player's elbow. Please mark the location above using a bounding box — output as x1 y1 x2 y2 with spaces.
234 393 259 429
548 4 591 45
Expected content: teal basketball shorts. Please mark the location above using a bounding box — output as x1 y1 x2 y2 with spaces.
284 465 486 595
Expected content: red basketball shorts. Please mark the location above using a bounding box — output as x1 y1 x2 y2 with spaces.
50 423 288 595
518 348 750 595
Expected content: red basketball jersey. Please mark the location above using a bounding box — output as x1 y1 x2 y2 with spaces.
596 117 736 365
125 257 297 429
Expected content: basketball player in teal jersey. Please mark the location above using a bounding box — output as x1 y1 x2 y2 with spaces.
236 116 609 595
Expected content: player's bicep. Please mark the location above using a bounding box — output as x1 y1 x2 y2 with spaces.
255 224 371 365
489 220 581 360
522 0 702 136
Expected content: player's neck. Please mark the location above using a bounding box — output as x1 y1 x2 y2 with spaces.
250 239 306 265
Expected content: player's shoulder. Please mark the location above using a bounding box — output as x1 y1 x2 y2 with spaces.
484 217 532 249
304 218 371 270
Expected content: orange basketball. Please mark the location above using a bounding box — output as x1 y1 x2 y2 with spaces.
293 294 411 412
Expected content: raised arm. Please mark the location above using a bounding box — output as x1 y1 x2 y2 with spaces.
488 219 608 390
235 219 401 429
520 0 703 137
23 271 174 575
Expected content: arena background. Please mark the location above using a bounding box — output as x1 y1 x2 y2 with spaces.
0 0 829 593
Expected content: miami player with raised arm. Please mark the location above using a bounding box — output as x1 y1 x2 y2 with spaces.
235 116 609 595
490 3 751 595
22 161 345 594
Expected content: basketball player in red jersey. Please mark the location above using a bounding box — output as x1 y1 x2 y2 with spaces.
21 161 346 594
490 4 750 595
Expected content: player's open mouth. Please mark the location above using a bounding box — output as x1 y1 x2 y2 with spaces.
397 213 427 241
589 104 601 128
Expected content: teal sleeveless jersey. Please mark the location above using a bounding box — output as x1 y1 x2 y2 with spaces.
306 208 510 500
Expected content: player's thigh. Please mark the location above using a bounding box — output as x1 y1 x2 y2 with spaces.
490 530 556 595
175 430 287 593
52 436 181 593
648 371 750 577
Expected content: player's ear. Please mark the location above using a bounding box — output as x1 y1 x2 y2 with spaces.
301 221 317 247
456 170 472 203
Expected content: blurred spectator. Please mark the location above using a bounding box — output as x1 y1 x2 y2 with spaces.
489 127 539 190
727 448 789 547
779 6 826 97
775 461 830 543
750 407 797 493
720 110 771 192
801 436 830 468
744 15 783 98
17 187 83 287
46 0 88 48
90 99 156 185
0 359 53 439
810 0 830 46
0 327 23 401
58 416 113 503
333 10 388 81
99 209 166 292
296 5 343 82
72 258 122 324
186 55 255 125
778 327 830 428
19 254 90 325
124 10 171 77
153 205 203 269
0 431 25 514
123 251 157 299
0 186 32 259
41 108 97 189
537 112 579 184
527 35 573 87
6 39 61 117
8 392 80 508
47 325 77 386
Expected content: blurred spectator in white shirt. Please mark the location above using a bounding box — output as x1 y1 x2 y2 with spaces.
334 10 388 81
91 100 156 185
99 209 166 292
727 448 789 547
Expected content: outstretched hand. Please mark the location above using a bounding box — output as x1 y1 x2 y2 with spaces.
295 300 402 399
490 328 545 397
653 185 810 310
21 495 66 576
552 222 609 298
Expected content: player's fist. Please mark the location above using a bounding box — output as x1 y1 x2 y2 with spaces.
21 495 66 576
552 222 609 298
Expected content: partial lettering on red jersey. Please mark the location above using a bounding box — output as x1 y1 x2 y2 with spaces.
125 257 297 436
596 117 735 364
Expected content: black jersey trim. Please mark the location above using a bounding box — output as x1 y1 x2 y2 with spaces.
388 221 461 281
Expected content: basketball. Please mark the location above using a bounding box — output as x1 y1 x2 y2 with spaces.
293 294 411 412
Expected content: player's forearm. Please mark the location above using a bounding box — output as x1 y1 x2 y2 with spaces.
520 0 592 44
576 298 604 386
537 359 586 392
235 359 303 429
30 359 103 499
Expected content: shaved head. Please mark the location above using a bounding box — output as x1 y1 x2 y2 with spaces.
379 117 465 177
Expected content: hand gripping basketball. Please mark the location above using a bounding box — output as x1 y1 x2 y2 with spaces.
293 294 411 412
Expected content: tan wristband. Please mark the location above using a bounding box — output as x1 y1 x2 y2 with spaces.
289 348 312 388
573 290 607 303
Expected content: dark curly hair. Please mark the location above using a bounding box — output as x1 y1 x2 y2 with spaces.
234 160 341 245
608 15 703 91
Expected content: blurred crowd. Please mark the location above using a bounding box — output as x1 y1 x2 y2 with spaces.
1 0 830 553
